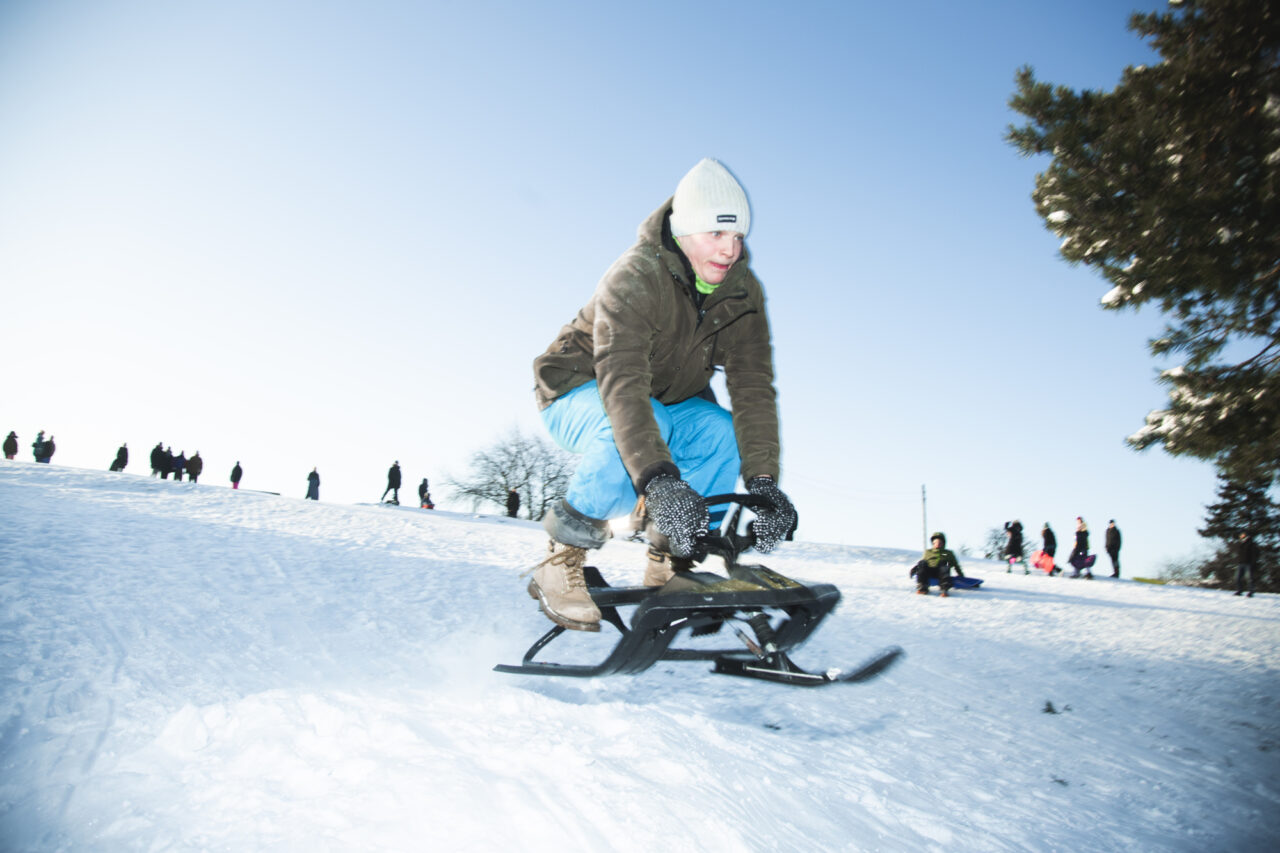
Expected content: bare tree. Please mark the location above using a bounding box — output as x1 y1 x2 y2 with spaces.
445 428 575 521
982 528 1006 561
981 523 1031 563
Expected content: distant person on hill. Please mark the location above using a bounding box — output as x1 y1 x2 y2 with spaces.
231 461 243 489
911 531 964 597
1235 531 1259 597
172 451 187 482
150 442 165 477
1068 516 1094 579
110 443 128 472
4 431 17 460
1041 522 1059 575
34 434 55 463
159 446 175 479
506 488 520 518
1105 519 1122 578
306 468 320 500
1004 519 1026 574
186 452 203 483
418 478 433 509
381 461 402 504
32 431 52 463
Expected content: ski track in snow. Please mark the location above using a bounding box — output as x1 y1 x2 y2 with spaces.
1 462 1278 851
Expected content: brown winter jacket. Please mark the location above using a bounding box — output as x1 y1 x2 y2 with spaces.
533 198 780 491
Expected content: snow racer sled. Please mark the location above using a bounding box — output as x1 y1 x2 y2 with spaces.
495 494 903 687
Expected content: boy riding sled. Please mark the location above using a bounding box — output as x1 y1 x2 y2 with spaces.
527 158 797 632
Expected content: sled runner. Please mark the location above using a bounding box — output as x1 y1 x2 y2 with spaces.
495 495 903 687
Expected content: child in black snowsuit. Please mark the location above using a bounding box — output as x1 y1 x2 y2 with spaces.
1004 519 1026 574
911 532 964 597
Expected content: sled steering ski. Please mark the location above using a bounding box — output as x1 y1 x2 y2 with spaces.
495 494 903 687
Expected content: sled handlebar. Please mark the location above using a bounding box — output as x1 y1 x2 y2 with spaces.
696 493 795 564
701 492 776 512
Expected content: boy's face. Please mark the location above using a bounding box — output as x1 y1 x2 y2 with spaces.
931 537 943 549
678 230 744 285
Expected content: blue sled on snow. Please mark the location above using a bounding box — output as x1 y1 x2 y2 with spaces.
927 575 983 590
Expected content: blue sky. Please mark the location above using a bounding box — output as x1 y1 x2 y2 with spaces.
0 0 1219 572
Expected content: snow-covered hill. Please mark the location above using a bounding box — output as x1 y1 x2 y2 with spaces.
1 463 1277 852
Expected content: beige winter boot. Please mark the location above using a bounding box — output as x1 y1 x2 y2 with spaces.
527 541 601 632
644 546 694 587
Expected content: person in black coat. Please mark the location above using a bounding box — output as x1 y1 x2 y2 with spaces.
4 431 18 460
418 478 433 509
1105 520 1122 578
1042 522 1059 575
1068 516 1093 578
306 468 320 500
110 443 128 472
150 442 165 477
381 461 402 504
32 431 52 463
186 452 203 483
172 451 187 482
506 488 520 518
231 462 243 489
1004 519 1026 573
1235 532 1259 597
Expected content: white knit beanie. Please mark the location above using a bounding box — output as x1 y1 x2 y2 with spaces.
669 158 750 238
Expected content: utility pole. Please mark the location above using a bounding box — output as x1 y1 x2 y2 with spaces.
921 484 927 550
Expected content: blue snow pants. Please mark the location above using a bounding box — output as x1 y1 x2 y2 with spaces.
541 380 740 524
